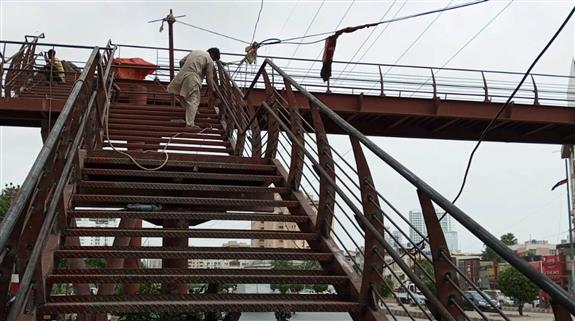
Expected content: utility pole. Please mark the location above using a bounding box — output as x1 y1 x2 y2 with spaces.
565 157 575 295
148 9 185 81
561 145 575 295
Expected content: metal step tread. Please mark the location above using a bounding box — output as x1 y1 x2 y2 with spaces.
48 273 349 284
52 268 332 276
77 181 288 193
55 247 330 260
71 194 298 207
82 169 282 182
47 293 346 303
68 210 307 222
87 150 274 165
42 300 361 313
62 228 317 240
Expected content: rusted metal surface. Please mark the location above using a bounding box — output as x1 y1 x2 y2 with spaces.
55 247 333 261
417 190 465 320
311 103 335 238
350 137 384 313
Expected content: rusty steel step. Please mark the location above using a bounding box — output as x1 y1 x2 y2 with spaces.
108 129 226 141
71 194 297 208
102 142 231 154
55 247 330 261
81 168 283 183
111 104 217 115
105 136 231 147
83 156 276 172
63 228 317 240
107 118 224 129
108 123 224 135
48 273 349 285
52 268 331 276
68 210 309 223
109 113 221 124
87 150 274 165
47 293 346 303
42 300 360 314
77 181 288 194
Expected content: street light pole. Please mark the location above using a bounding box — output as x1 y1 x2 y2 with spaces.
564 158 575 295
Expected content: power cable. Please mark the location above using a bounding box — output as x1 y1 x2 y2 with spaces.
406 0 514 97
176 20 250 45
332 0 402 82
299 0 356 83
278 0 301 37
285 0 326 69
251 0 265 43
451 5 575 205
277 0 487 45
386 0 454 72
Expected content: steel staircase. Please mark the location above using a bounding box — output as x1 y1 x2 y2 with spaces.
1 44 575 321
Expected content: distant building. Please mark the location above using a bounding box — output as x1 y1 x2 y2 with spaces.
188 241 251 269
77 218 115 246
409 210 459 251
250 194 309 249
511 239 557 257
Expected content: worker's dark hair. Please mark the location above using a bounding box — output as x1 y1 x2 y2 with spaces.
207 47 220 61
47 49 56 57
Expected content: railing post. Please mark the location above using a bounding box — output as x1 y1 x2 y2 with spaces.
350 137 384 311
283 79 305 190
378 65 385 97
551 301 572 321
481 71 489 103
417 190 465 321
310 103 335 237
431 68 438 99
531 75 540 106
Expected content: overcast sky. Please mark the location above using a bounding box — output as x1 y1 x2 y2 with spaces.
1 0 574 253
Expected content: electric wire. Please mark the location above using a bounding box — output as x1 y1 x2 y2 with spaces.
386 0 454 73
176 20 250 44
285 0 326 68
451 5 575 205
332 0 400 82
300 0 356 81
407 0 514 96
251 0 264 44
277 0 487 45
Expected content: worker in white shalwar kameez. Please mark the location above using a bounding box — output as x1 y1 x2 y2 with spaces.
167 48 220 128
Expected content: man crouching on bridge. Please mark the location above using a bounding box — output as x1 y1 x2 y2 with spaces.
167 47 220 128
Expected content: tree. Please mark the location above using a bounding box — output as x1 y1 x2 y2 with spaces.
481 233 518 263
0 183 20 222
498 267 539 316
380 275 395 298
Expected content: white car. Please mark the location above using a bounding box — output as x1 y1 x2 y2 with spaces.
299 288 316 294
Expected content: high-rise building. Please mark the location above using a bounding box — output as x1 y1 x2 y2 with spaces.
409 210 458 251
188 241 251 269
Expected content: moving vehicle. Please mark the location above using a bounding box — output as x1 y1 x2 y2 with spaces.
463 291 501 311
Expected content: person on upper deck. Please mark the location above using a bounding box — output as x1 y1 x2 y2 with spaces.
43 49 66 83
167 48 220 128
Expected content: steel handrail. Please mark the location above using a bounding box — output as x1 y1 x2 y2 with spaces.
245 58 575 315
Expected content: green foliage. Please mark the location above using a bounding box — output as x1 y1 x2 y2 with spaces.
85 258 106 269
481 233 518 263
414 259 436 294
0 183 20 222
498 267 539 316
380 275 395 298
271 260 326 294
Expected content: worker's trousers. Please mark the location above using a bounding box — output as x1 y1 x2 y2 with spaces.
180 84 201 127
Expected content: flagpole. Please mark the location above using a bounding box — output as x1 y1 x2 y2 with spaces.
564 158 575 295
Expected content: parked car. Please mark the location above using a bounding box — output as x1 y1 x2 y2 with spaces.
463 291 501 311
299 288 316 294
484 289 513 306
395 282 427 306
